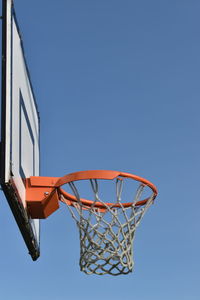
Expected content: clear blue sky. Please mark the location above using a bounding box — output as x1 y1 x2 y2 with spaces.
0 0 200 299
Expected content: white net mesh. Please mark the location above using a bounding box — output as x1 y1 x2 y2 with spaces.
60 177 154 275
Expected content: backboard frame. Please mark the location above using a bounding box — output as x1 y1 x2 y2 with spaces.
0 0 40 260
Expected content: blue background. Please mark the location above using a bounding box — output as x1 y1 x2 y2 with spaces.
0 0 200 299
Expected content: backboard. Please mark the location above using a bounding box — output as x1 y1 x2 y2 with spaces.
0 0 40 260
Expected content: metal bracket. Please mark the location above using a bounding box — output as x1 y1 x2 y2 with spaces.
26 177 60 219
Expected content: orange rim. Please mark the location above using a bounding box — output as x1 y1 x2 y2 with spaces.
56 170 158 209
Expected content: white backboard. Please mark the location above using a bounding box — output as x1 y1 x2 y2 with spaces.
1 0 40 259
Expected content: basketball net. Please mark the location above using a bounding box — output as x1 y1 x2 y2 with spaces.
61 177 154 275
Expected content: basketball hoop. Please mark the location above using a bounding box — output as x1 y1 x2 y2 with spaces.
26 170 157 275
57 170 157 275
